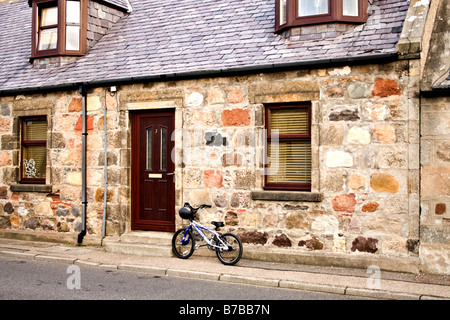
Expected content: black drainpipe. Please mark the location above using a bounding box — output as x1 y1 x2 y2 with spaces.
77 86 87 245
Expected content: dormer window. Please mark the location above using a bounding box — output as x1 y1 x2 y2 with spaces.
31 0 87 58
276 0 368 32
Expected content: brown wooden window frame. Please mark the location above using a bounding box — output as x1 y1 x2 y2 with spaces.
31 0 87 59
20 116 47 185
275 0 368 33
264 103 312 192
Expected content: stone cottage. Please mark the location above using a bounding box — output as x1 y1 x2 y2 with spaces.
0 0 448 275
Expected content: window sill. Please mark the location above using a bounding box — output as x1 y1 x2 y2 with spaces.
10 184 52 193
251 190 323 202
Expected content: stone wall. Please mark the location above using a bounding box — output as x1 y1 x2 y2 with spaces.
417 0 450 275
0 89 127 236
0 59 424 268
420 95 450 274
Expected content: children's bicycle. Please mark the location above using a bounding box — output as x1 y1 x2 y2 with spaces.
172 203 243 265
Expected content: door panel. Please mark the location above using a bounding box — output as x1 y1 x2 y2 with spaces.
131 110 175 232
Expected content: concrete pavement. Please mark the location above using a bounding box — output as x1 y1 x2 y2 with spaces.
0 234 449 300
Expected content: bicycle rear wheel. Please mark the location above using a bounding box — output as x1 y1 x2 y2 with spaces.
216 233 243 265
172 228 195 259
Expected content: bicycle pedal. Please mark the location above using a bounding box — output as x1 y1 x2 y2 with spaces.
194 244 200 250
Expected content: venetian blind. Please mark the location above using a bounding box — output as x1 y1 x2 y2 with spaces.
269 108 309 134
267 107 311 185
24 120 47 140
267 141 311 184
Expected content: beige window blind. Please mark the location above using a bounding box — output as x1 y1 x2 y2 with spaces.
24 120 47 141
267 141 311 184
269 108 309 134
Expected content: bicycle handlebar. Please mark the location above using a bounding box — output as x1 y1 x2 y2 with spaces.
183 203 211 211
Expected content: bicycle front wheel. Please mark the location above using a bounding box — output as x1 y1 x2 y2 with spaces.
216 233 243 265
172 228 195 259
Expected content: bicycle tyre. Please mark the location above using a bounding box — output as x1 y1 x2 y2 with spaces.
216 233 243 266
172 228 195 259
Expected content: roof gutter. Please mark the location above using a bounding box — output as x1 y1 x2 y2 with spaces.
0 53 398 97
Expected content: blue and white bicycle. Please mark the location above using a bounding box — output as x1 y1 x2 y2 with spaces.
172 203 243 265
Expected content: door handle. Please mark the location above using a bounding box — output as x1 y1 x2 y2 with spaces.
166 173 174 176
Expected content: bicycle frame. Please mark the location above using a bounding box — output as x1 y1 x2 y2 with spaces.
183 220 229 251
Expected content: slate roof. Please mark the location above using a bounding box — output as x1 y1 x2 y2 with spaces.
0 0 410 93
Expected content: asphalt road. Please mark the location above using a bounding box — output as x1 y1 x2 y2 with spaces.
0 256 362 301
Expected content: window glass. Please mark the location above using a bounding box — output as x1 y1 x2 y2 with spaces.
343 0 359 16
66 1 81 24
66 1 81 51
23 146 47 179
160 127 167 171
66 25 80 50
41 6 58 26
279 0 287 25
146 128 152 170
298 0 328 17
39 28 58 50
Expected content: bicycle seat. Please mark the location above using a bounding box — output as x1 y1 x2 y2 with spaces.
211 221 224 228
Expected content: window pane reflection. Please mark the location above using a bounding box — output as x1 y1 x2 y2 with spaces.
298 0 328 17
39 28 58 50
66 1 81 24
146 128 152 170
280 0 287 25
160 128 167 171
343 0 359 16
41 6 58 26
66 25 80 50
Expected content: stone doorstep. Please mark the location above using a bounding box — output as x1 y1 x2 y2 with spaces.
118 231 173 246
104 241 174 257
103 231 175 257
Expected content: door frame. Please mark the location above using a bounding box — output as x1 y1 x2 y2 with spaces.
130 109 176 232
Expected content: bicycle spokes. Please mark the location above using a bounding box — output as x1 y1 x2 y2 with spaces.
215 234 243 265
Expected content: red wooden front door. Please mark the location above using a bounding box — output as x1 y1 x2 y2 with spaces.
131 110 175 232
